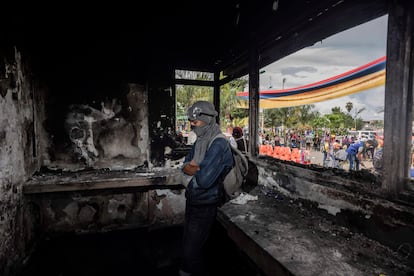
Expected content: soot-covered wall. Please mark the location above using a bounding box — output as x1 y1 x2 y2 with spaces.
0 46 46 275
41 63 183 171
42 82 150 171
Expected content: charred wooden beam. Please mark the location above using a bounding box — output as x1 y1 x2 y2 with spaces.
214 71 221 124
174 79 214 87
248 45 259 157
383 0 414 195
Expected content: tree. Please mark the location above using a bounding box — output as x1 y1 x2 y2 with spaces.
290 105 318 129
325 113 345 132
175 73 248 132
311 116 330 130
264 107 293 127
331 106 342 114
353 107 366 130
176 85 213 115
219 78 248 129
345 102 353 113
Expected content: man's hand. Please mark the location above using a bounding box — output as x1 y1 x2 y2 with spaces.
183 164 200 176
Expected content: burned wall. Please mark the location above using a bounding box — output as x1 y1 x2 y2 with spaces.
28 189 186 234
40 60 185 171
0 47 46 275
254 157 414 262
147 65 182 167
43 83 150 171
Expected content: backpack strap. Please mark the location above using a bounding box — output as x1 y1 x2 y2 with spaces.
208 133 227 149
208 133 248 176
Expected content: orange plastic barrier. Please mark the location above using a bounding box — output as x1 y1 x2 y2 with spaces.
272 146 281 158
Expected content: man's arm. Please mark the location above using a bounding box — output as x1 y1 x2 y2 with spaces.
182 145 196 175
194 138 231 189
183 160 200 175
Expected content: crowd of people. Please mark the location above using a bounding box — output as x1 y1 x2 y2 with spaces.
225 128 385 173
178 120 387 174
320 134 384 173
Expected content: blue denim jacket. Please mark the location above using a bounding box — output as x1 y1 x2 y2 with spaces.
183 137 233 205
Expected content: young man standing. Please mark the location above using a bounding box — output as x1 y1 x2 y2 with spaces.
180 101 234 276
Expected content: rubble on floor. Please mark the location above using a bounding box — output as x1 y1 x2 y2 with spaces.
218 186 414 276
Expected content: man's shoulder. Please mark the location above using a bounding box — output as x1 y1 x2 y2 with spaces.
209 134 229 148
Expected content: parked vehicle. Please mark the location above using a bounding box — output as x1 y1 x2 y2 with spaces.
348 130 377 140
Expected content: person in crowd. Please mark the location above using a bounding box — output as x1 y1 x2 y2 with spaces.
291 138 299 149
313 134 320 151
274 134 281 147
305 135 312 150
373 138 384 174
346 140 365 171
333 140 347 169
366 137 378 160
322 137 330 166
180 101 233 276
342 135 350 149
230 126 248 153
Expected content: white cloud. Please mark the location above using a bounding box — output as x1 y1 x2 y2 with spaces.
259 15 388 120
313 86 385 120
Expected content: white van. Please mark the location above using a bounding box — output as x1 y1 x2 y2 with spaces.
348 130 377 140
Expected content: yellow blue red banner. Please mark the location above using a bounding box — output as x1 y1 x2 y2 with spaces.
237 56 386 109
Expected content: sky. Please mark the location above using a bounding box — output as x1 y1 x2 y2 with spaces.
259 15 388 121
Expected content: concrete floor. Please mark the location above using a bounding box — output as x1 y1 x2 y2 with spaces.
18 224 263 276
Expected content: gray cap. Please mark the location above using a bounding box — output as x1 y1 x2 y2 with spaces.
187 101 218 123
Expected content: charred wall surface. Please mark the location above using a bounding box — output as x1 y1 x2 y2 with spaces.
0 47 47 275
0 43 184 275
43 82 150 171
28 188 186 234
40 67 182 171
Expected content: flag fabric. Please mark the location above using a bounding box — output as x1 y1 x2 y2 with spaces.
236 56 386 109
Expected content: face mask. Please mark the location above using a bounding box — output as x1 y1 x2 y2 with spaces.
192 124 209 137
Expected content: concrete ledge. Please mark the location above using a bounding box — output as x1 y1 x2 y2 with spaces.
217 187 414 276
23 168 183 194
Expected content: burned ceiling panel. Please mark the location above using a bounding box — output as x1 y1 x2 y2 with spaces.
4 0 388 87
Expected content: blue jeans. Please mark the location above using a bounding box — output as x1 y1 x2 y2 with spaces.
348 153 360 171
181 202 218 275
323 151 328 164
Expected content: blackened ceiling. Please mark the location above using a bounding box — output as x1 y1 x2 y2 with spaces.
3 0 387 94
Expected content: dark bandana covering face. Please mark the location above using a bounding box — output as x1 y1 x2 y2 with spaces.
187 101 222 165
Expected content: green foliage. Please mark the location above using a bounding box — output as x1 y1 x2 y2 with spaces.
175 77 248 131
264 108 286 128
263 105 319 131
176 85 214 122
345 102 353 113
175 80 381 135
331 106 342 114
311 116 330 129
219 78 249 128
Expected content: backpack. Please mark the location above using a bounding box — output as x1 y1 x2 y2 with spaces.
209 134 249 199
